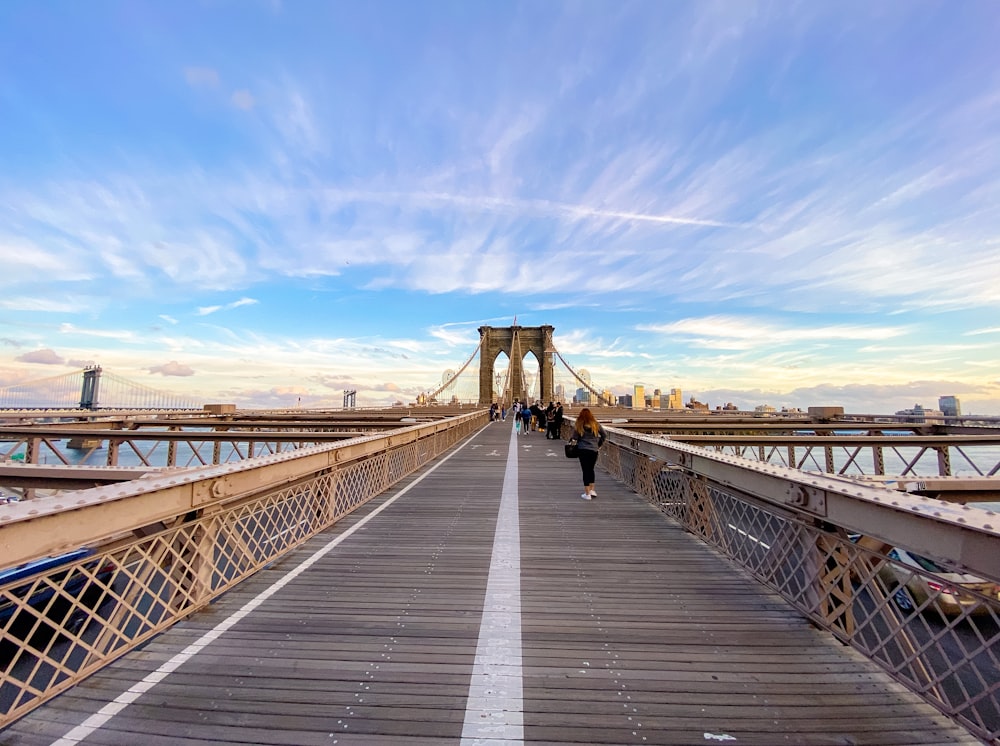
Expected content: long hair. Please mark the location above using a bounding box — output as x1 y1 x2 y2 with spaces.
574 407 600 436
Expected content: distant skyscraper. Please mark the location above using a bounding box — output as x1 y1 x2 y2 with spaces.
939 396 961 417
667 388 683 409
633 384 645 409
578 369 592 386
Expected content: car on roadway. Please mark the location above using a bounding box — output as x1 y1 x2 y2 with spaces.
879 546 999 617
0 549 117 659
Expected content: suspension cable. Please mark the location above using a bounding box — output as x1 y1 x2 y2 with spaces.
425 336 486 401
551 346 613 405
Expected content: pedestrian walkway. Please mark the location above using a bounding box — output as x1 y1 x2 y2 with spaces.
0 421 978 745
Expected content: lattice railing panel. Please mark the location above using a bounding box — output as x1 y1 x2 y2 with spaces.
0 413 486 726
599 434 1000 745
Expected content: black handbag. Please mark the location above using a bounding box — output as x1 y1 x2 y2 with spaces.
564 441 578 458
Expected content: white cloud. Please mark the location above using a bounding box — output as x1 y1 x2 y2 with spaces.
149 361 195 377
58 324 138 342
638 316 908 348
231 90 256 110
16 348 65 365
183 67 220 88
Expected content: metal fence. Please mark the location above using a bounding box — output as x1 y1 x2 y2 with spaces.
598 428 1000 744
0 411 486 727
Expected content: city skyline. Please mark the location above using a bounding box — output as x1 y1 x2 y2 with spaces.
2 3 999 414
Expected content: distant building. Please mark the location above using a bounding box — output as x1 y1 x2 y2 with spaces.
939 396 961 417
576 388 591 404
686 396 709 411
633 384 645 409
754 404 776 414
895 404 945 424
808 406 844 420
667 388 683 409
619 394 633 408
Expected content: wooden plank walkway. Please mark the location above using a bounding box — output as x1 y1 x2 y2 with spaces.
0 421 981 745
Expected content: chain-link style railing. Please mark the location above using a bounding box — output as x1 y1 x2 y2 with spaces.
594 426 1000 744
0 411 486 727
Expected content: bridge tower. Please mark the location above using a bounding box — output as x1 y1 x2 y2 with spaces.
478 325 554 406
79 366 102 409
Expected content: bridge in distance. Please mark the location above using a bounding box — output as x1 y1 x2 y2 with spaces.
0 325 999 743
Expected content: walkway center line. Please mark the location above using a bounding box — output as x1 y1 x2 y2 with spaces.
461 422 524 744
48 428 488 746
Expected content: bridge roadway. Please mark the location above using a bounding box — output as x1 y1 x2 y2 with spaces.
0 421 980 745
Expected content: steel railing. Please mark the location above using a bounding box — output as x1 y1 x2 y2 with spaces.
592 425 1000 744
0 411 486 727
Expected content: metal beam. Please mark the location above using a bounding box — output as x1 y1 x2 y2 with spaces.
607 429 1000 582
0 413 482 568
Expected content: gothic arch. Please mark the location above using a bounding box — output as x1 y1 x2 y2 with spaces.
478 325 554 405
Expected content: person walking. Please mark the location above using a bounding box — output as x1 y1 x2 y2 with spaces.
569 407 606 500
520 403 532 435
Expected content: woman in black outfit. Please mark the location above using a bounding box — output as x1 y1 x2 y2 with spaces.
570 407 605 500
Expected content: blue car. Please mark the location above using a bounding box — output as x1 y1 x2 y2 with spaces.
0 549 117 656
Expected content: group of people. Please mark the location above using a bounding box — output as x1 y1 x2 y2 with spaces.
489 400 565 439
488 401 606 501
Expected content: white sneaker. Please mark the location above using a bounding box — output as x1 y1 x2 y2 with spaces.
580 493 592 500
590 490 597 497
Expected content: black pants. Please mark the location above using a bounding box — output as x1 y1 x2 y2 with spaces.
578 450 598 485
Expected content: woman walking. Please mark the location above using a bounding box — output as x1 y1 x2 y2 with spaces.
569 407 606 500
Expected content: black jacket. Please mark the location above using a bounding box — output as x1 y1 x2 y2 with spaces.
573 424 606 452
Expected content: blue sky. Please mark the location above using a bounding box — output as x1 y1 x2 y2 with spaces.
1 1 999 413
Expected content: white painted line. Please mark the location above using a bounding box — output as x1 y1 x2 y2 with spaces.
727 523 772 549
48 429 487 746
461 423 524 745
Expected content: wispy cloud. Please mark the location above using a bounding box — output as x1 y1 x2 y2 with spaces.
58 324 138 342
231 90 255 110
16 349 65 365
149 361 195 376
183 67 220 88
638 316 909 349
196 298 258 316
